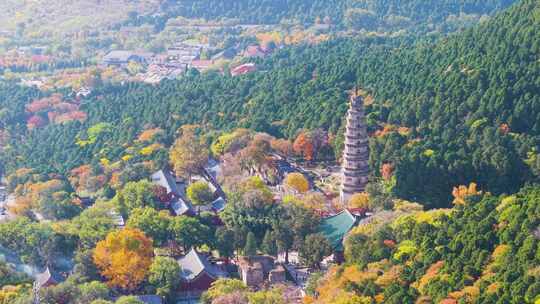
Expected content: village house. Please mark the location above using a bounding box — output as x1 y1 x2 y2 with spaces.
177 248 228 294
231 63 257 77
75 87 92 98
238 256 287 287
167 41 205 65
108 210 125 228
190 60 215 72
34 267 65 290
276 209 362 265
134 295 164 304
243 45 269 58
102 50 145 67
211 48 237 61
150 170 194 216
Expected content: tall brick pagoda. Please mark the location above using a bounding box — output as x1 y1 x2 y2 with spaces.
340 90 370 203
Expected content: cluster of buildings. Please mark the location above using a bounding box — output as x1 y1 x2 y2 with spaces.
101 41 271 84
32 93 371 303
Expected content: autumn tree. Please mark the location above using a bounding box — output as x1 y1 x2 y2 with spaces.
300 192 327 210
115 296 145 304
211 129 251 156
238 135 272 174
201 279 248 304
270 138 294 157
293 131 314 161
452 183 482 205
348 192 370 209
309 128 329 158
284 172 310 193
170 125 209 179
93 228 153 291
380 163 394 181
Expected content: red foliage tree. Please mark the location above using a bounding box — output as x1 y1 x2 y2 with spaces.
27 115 47 129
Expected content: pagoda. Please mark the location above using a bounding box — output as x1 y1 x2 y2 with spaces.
340 90 370 203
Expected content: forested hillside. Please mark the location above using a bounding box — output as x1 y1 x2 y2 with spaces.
0 0 159 35
159 0 515 30
1 0 538 209
307 185 540 303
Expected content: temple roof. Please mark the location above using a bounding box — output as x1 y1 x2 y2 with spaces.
34 267 64 288
319 209 359 251
177 248 227 281
136 295 164 304
151 169 180 195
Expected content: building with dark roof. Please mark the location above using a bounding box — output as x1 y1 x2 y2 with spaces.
177 248 228 292
103 50 145 66
151 170 193 216
210 197 226 212
34 267 65 289
136 295 163 304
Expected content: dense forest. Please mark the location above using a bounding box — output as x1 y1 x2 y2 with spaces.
158 0 515 30
307 185 540 303
0 0 538 303
1 0 538 208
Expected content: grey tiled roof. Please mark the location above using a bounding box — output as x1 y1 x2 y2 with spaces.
151 170 180 195
136 295 163 304
34 267 64 288
151 170 193 215
177 248 227 281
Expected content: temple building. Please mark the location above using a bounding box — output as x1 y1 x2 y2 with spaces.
340 91 370 203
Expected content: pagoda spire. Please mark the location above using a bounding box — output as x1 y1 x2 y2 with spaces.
340 90 370 204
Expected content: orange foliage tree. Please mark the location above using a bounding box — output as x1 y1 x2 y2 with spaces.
293 132 314 161
138 128 164 142
270 138 294 157
380 163 394 181
452 183 482 205
93 228 154 291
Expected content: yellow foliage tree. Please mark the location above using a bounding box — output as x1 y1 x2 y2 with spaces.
93 228 153 291
348 193 370 209
301 192 327 210
284 173 310 193
452 183 482 205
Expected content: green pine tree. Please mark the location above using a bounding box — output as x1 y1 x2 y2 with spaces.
244 231 258 256
261 230 277 256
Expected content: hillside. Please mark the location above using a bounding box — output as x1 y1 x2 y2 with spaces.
0 1 538 303
0 0 516 38
307 185 540 303
159 0 515 31
1 0 538 209
0 0 159 36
